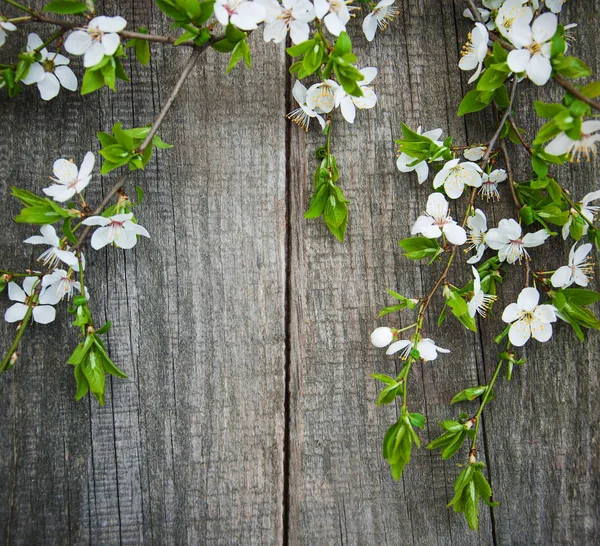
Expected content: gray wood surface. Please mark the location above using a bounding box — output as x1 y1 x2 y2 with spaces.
0 0 598 544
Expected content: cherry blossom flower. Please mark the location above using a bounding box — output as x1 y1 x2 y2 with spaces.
544 121 600 160
4 277 56 325
333 67 377 123
215 0 267 30
433 158 482 199
40 269 87 304
459 23 489 84
370 326 393 348
411 192 467 246
314 0 352 36
396 127 443 184
0 20 17 48
463 146 486 161
287 80 326 131
561 190 600 240
64 15 127 67
479 168 506 200
506 12 557 86
551 243 594 288
43 151 95 203
545 0 566 13
502 287 557 346
386 338 450 361
82 213 150 250
20 33 77 101
495 0 533 48
24 225 78 268
260 0 314 44
468 267 496 318
362 0 399 42
486 218 549 264
306 80 339 113
466 209 488 264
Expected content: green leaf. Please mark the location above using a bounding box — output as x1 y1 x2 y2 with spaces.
286 39 316 57
155 0 188 21
409 412 425 429
553 55 592 79
82 347 106 405
43 0 88 14
531 154 548 178
534 101 567 119
74 363 90 401
451 386 487 404
226 39 249 73
153 134 173 149
457 89 490 116
81 68 105 95
226 23 246 43
324 195 347 228
581 81 600 99
304 183 329 219
93 338 128 378
562 288 600 306
534 120 561 145
399 236 440 260
332 31 352 56
134 38 151 65
212 38 236 53
476 63 509 91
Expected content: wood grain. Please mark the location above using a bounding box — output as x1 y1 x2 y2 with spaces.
0 0 599 544
0 1 286 544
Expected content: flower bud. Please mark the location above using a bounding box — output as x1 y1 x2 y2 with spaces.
370 327 393 348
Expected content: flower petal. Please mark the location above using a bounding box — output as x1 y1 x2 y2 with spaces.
64 30 93 55
83 41 106 67
387 339 412 356
21 62 45 85
362 13 377 42
509 319 531 347
551 266 572 288
37 73 61 101
340 96 356 123
517 287 539 311
94 15 127 32
530 318 552 342
55 65 78 91
90 226 113 250
8 282 26 303
33 305 56 324
4 303 28 323
100 32 121 56
371 326 393 348
526 53 552 86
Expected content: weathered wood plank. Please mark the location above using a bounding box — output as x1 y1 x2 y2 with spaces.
0 1 286 544
479 3 600 544
288 0 600 544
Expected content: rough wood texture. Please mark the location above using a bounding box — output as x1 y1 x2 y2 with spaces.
0 0 599 544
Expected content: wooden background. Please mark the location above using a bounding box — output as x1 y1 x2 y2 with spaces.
1 1 599 544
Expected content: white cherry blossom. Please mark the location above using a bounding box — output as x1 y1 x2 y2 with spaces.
260 0 314 44
370 326 393 348
551 243 594 288
386 338 450 361
41 269 87 304
561 190 600 240
333 67 377 123
306 79 339 113
495 0 533 48
0 20 17 48
459 23 489 84
433 158 483 199
362 0 399 42
4 277 56 325
506 12 557 86
64 15 127 68
463 146 486 161
396 127 443 184
21 33 77 101
24 225 78 268
43 151 95 203
215 0 267 30
314 0 352 36
545 121 600 160
545 0 565 13
468 266 497 318
411 192 467 246
479 168 507 200
486 218 549 263
287 80 326 131
82 213 150 250
466 209 488 264
502 287 557 346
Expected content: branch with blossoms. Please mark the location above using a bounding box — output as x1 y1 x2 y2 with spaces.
371 0 600 531
0 0 401 402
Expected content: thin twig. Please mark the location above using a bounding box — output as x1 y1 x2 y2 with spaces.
500 139 522 214
507 114 533 155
